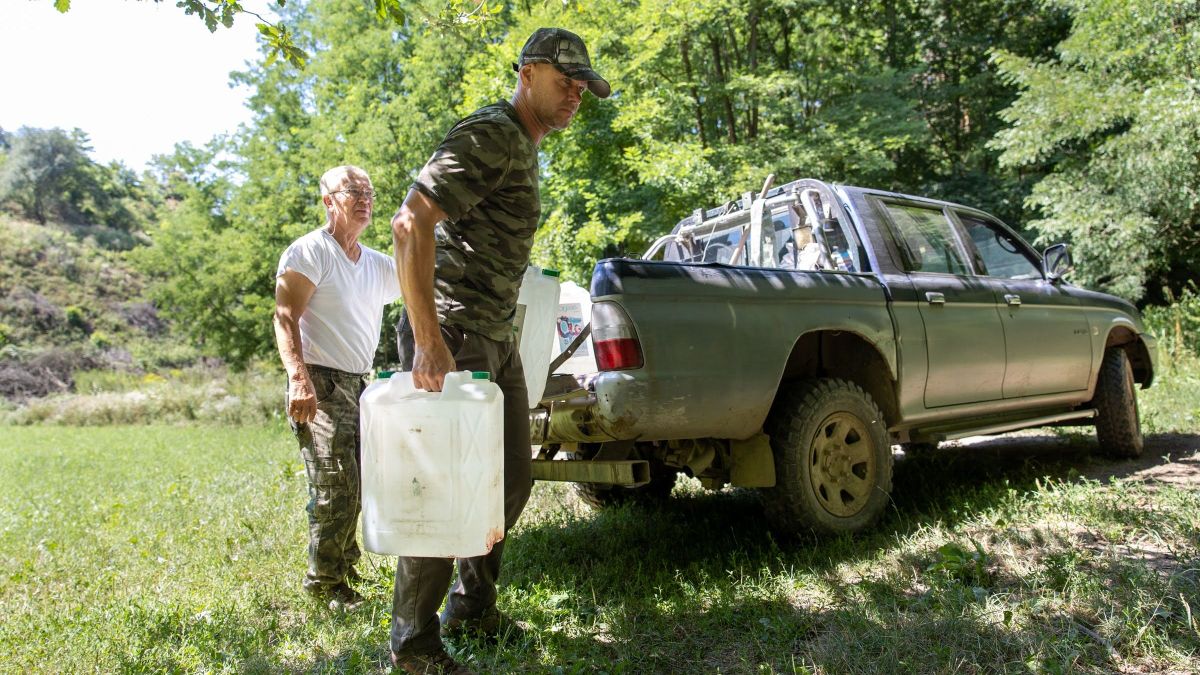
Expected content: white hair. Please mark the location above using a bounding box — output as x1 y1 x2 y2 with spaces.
319 165 369 197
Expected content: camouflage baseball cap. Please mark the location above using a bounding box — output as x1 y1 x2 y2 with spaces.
513 27 611 98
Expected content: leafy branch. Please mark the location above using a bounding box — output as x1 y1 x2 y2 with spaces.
51 0 500 69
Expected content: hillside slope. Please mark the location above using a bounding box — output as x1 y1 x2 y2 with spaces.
0 215 186 401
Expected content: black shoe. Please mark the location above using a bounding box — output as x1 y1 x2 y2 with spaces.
390 648 474 674
441 607 526 644
306 582 366 611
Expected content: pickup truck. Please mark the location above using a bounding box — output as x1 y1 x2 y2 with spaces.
528 177 1157 536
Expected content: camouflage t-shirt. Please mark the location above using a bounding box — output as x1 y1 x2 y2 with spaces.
412 101 539 342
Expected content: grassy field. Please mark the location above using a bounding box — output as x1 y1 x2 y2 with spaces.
1 425 1198 673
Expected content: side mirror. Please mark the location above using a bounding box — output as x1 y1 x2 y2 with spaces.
1043 243 1073 282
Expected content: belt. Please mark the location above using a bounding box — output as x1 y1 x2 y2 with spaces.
306 363 370 379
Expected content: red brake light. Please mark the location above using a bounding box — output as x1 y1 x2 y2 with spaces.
591 301 643 370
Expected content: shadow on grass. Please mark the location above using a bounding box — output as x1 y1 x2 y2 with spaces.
474 432 1197 671
294 432 1198 672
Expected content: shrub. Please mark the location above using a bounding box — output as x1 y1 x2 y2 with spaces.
1143 283 1200 358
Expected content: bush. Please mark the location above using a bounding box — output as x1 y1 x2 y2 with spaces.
1143 283 1200 358
125 337 201 370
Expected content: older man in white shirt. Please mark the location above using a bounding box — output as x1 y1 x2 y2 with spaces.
273 165 400 610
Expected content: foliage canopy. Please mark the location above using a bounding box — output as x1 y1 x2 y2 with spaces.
37 0 1195 366
990 0 1200 302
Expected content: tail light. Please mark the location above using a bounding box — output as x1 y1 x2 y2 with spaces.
591 301 644 371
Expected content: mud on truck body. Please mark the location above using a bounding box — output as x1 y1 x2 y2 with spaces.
528 178 1156 536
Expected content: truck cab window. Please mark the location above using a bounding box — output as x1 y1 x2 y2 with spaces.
882 202 970 275
687 216 748 264
957 214 1042 280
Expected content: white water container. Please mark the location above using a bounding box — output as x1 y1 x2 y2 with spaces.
514 266 561 407
359 370 504 558
553 281 597 375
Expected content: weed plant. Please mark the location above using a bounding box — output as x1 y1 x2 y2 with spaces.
1 426 1197 672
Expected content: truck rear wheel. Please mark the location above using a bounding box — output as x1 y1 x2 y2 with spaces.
764 379 893 536
1093 347 1144 458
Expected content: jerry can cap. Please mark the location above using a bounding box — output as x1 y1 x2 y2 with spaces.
471 371 491 380
377 370 396 379
541 268 560 277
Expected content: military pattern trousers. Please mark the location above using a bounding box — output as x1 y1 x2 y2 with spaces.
390 313 533 656
289 363 369 593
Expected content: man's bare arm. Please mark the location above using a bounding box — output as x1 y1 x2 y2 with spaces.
274 271 318 422
391 189 455 391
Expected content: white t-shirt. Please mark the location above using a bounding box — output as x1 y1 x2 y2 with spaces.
276 228 401 374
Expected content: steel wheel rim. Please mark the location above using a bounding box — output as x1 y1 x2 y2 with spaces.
808 411 877 518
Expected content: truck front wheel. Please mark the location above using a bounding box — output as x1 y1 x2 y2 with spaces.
1093 347 1144 458
764 379 893 536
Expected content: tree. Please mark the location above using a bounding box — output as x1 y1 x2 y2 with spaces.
139 0 1076 366
990 0 1200 302
130 140 267 364
0 127 106 225
0 127 157 238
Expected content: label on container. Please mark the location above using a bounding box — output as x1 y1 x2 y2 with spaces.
556 303 590 355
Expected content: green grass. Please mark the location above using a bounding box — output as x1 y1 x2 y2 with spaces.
2 425 1198 673
1141 348 1200 434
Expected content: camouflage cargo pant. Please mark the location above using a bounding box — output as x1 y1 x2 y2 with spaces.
288 364 369 593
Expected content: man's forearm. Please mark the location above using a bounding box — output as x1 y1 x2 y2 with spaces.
273 313 308 381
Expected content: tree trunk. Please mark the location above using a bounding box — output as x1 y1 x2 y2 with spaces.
778 7 795 132
709 34 738 144
748 4 760 140
680 36 708 148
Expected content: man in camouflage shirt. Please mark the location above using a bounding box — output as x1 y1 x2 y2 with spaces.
387 28 610 673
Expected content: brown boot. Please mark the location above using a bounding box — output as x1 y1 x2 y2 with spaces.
390 648 474 674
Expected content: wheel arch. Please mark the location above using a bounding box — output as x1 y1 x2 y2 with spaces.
775 330 900 429
1104 326 1154 388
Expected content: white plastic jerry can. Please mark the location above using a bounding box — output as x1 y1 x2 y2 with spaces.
553 280 597 375
359 370 504 558
514 265 562 407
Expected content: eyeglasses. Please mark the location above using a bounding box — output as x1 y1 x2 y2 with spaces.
331 188 376 201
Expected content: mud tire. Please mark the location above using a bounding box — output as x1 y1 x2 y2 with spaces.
764 379 893 536
1093 347 1144 459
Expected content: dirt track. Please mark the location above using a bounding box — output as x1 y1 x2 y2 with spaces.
927 431 1200 488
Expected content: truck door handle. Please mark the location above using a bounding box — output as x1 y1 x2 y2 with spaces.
925 292 945 305
1004 294 1022 307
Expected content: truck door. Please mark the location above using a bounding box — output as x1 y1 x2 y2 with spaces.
876 199 1007 408
953 211 1092 398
